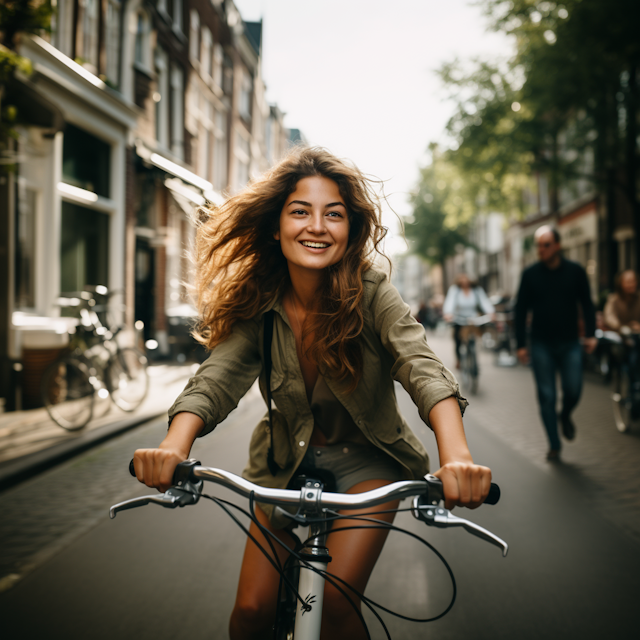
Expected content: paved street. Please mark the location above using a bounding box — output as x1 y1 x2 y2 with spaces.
1 331 639 639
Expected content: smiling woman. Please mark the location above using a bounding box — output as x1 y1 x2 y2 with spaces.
132 146 492 640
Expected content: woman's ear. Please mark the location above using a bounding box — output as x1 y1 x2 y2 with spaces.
274 230 280 241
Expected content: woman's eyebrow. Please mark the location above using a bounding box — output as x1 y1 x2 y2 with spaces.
287 200 346 208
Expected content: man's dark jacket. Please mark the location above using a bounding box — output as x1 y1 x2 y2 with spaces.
515 258 596 349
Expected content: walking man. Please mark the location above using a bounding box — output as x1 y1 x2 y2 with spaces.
515 225 597 460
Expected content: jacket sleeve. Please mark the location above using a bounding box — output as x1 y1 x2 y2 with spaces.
370 276 468 428
577 266 597 338
442 285 457 316
603 294 621 331
515 270 530 349
477 287 495 314
167 317 263 436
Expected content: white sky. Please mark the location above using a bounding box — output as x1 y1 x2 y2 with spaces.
233 0 514 255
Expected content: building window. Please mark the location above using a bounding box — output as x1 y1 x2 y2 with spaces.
14 182 37 309
79 0 100 73
213 43 223 89
223 50 233 95
265 115 273 163
60 202 110 292
189 10 200 62
201 26 212 79
172 0 183 33
155 48 169 148
239 69 252 120
134 9 151 70
62 123 111 197
106 0 121 86
235 129 250 189
213 110 228 192
171 63 185 159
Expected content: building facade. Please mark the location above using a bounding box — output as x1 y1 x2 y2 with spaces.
1 0 292 412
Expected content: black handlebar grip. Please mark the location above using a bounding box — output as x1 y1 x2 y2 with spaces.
128 458 200 485
485 483 500 505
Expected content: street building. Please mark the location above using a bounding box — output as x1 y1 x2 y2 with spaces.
1 0 297 413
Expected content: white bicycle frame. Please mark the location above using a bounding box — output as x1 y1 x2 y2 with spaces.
111 464 507 640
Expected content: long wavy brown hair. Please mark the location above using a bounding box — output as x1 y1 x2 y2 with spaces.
193 146 389 389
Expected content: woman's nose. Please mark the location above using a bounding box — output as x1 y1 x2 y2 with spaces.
307 212 326 233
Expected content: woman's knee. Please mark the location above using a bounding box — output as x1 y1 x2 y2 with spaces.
322 583 361 627
229 595 274 638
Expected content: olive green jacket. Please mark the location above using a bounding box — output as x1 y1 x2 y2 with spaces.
167 269 467 527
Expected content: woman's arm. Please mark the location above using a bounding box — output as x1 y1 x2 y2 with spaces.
134 412 205 492
429 397 491 510
368 275 491 508
133 317 263 492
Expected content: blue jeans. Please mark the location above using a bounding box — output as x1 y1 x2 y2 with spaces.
530 340 583 451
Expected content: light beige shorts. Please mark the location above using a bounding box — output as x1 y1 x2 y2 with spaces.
294 442 403 493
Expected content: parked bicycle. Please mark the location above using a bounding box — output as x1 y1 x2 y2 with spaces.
41 287 149 431
454 314 493 395
111 459 505 640
601 328 640 433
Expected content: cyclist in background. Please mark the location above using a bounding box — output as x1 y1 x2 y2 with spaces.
443 273 495 369
604 270 640 334
604 270 640 397
131 147 492 640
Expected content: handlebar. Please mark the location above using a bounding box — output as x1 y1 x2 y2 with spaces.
126 458 500 509
115 459 507 556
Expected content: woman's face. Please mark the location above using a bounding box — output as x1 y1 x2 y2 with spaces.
276 175 350 276
621 271 638 295
458 275 470 289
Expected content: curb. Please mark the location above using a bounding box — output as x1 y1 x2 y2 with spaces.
0 411 167 493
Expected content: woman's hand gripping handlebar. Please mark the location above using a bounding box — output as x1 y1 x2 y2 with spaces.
110 459 507 556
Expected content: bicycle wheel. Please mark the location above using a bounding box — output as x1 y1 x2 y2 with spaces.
42 357 95 430
612 366 634 433
468 343 479 395
108 348 149 412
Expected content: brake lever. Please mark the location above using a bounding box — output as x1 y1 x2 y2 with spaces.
411 497 509 557
109 480 203 519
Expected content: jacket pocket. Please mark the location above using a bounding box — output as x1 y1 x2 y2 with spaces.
250 409 294 471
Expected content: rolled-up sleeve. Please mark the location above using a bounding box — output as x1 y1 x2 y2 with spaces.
167 318 262 436
370 276 468 427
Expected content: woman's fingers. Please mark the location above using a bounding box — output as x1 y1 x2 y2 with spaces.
434 461 492 510
133 448 186 492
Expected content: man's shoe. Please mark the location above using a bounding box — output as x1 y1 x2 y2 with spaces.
546 449 561 462
560 414 575 441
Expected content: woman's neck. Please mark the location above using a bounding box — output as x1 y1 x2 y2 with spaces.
288 267 323 310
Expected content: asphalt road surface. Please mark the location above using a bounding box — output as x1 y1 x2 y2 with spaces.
1 372 639 639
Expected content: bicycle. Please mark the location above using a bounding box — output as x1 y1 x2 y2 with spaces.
110 459 506 640
602 329 640 433
453 315 493 395
41 288 149 431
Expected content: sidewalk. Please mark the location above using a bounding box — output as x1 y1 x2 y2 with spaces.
0 362 197 490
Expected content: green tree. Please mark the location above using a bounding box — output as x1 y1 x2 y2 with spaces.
486 0 639 280
404 146 472 289
0 1 53 153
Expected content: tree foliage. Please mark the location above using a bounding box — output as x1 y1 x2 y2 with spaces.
0 1 53 153
407 0 640 279
404 145 472 271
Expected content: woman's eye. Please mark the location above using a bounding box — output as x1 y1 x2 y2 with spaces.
327 211 344 218
292 209 308 216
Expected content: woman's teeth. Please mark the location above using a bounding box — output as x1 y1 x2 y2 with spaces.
301 241 330 248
